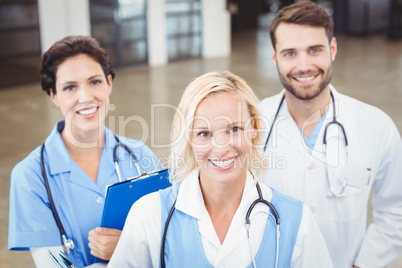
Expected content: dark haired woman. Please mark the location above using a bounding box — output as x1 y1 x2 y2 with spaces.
8 36 161 267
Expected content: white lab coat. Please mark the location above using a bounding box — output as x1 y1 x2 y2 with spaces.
258 86 402 268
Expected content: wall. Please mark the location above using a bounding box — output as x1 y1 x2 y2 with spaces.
38 0 91 53
202 0 231 58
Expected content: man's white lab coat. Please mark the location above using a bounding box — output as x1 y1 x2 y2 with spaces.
258 86 402 268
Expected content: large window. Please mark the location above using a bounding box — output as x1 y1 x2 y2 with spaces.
90 0 148 67
166 0 202 61
0 0 41 89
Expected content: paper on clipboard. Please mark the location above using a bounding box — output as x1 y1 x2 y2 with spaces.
100 169 171 230
48 250 82 268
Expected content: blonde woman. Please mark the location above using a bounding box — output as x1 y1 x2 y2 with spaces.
109 71 333 267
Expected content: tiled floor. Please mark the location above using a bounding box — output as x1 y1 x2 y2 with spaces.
1 30 401 267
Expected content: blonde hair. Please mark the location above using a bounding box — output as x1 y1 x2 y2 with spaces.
169 71 265 184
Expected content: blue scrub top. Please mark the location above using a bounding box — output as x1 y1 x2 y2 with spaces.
8 120 162 267
301 110 329 153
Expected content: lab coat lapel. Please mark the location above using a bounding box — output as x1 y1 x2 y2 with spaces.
318 87 347 166
278 86 346 164
175 168 211 219
323 88 348 193
305 87 347 197
310 102 332 164
176 170 264 263
277 99 310 156
176 169 221 246
216 172 259 261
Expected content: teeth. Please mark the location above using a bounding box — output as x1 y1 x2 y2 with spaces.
78 107 97 115
210 158 236 168
295 76 315 82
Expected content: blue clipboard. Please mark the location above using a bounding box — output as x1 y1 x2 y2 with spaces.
100 169 171 231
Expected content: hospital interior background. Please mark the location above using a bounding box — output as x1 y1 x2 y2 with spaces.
1 0 402 267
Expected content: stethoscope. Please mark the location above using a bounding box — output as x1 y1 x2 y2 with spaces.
263 90 349 197
160 182 280 268
40 135 141 254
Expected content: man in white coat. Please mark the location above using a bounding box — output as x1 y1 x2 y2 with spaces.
258 1 402 267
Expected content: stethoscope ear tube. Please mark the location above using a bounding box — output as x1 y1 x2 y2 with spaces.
245 183 280 226
41 143 75 254
263 91 349 198
263 95 285 152
41 135 141 255
245 183 280 268
113 136 143 179
160 200 177 268
323 91 348 147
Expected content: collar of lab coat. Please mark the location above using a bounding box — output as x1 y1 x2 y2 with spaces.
175 168 273 249
274 85 343 157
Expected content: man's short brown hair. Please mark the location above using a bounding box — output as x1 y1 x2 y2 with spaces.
269 1 334 50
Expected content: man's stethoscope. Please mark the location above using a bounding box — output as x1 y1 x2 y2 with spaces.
40 135 141 254
263 90 349 197
160 182 281 268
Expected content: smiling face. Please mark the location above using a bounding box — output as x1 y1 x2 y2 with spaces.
50 54 112 138
190 92 257 188
273 23 337 100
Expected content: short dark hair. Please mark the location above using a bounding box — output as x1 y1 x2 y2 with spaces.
40 35 115 95
269 1 334 50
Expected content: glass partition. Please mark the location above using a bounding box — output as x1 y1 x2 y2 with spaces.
0 0 41 89
166 0 202 61
90 0 148 67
